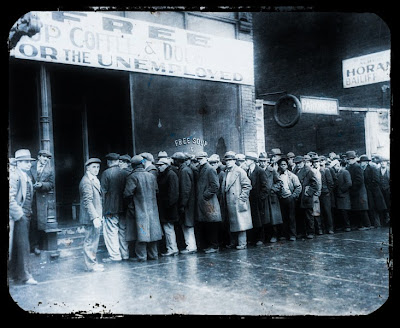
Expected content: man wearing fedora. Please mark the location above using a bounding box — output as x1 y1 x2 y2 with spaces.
29 149 54 255
9 149 38 284
270 148 283 171
79 158 104 272
345 151 371 230
359 155 387 228
195 151 222 253
101 153 129 263
220 151 253 250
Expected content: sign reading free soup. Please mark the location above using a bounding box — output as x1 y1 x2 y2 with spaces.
342 50 390 88
10 11 254 85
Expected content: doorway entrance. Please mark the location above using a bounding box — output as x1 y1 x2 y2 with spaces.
50 65 133 227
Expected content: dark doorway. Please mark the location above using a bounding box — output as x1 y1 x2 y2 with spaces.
50 65 132 226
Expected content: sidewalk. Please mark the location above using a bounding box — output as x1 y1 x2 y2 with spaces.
7 227 392 317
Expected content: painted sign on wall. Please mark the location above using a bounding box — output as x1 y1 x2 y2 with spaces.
342 50 390 88
300 96 339 115
10 11 254 85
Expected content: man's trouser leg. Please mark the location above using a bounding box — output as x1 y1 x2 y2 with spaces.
118 215 130 260
181 224 197 251
83 224 101 270
103 215 122 260
163 222 179 253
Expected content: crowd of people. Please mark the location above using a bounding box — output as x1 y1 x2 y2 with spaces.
8 147 391 280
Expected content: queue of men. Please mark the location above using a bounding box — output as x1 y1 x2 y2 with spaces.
9 147 391 279
78 148 390 272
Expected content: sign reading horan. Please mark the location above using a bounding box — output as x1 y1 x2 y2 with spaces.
10 11 255 86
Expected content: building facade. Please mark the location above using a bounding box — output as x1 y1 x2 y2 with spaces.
8 11 258 232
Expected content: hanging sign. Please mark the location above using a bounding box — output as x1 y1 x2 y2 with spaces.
10 11 254 85
300 96 339 115
342 50 390 88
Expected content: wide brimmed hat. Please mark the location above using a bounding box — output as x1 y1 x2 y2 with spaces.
38 149 52 158
346 151 357 159
157 151 168 158
245 152 259 161
156 158 170 166
15 149 35 161
196 151 208 159
85 158 101 166
258 152 268 160
358 155 371 162
271 148 282 156
105 153 120 160
293 155 304 163
208 154 220 163
303 154 312 162
131 155 144 165
235 153 245 161
224 151 236 160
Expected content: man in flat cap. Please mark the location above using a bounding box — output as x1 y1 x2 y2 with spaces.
286 152 296 172
318 156 335 234
29 149 54 255
79 158 104 272
123 155 162 261
9 149 38 284
345 151 371 230
174 152 197 254
235 153 247 170
101 153 129 263
119 154 132 174
140 152 158 177
195 151 222 253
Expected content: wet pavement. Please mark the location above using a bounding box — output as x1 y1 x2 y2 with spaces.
7 227 392 317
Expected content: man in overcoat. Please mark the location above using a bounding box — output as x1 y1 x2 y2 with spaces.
245 152 268 246
346 151 371 230
220 151 253 250
79 158 104 272
331 159 352 231
175 152 197 254
295 155 320 239
378 158 390 226
140 152 158 177
195 151 222 253
318 156 334 234
101 153 129 263
155 157 180 256
9 149 38 284
123 155 163 261
359 155 387 228
29 149 54 255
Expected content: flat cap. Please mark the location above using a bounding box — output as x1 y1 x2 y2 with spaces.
303 154 312 161
85 158 101 166
38 149 52 158
106 153 120 160
171 152 187 160
119 154 131 162
208 154 220 163
310 155 320 162
318 155 327 161
196 151 208 159
287 152 295 159
131 155 144 165
140 152 155 163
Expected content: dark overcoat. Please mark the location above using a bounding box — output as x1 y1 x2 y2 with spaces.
363 164 387 211
248 165 268 228
296 166 319 209
196 162 222 223
334 168 352 210
178 163 196 227
30 161 54 230
123 168 162 242
347 163 369 211
328 166 337 208
157 166 179 223
264 168 283 225
100 165 126 216
379 167 390 209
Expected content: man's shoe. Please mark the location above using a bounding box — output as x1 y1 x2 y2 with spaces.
344 228 351 232
255 241 264 246
204 247 219 254
225 244 235 249
289 236 296 241
317 230 323 235
180 249 197 255
269 237 277 243
161 250 179 257
236 244 247 250
358 227 367 231
328 230 334 234
306 234 314 239
25 278 38 285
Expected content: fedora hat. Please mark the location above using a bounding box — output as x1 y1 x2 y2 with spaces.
15 149 35 161
258 152 268 160
208 154 220 163
157 151 168 159
156 158 170 166
235 153 245 161
286 152 295 159
131 155 144 165
38 149 52 158
85 158 101 166
346 151 357 159
245 152 259 161
358 154 371 162
224 151 236 160
196 151 208 159
303 154 312 162
271 148 282 156
293 155 304 163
